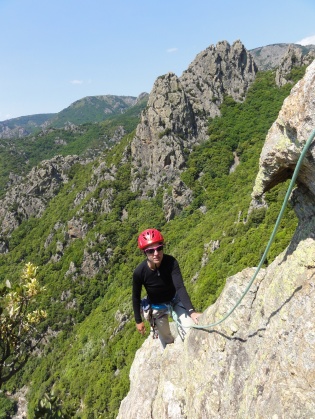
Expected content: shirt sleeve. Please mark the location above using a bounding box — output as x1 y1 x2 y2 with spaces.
171 258 195 314
132 269 143 324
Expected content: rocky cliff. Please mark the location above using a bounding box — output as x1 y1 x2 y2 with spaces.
129 40 313 220
250 43 315 71
0 155 84 253
130 40 257 217
275 44 315 87
117 61 315 418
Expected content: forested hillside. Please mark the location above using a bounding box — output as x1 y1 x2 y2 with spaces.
0 96 148 198
0 63 304 418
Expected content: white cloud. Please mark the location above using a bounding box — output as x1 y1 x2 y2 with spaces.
295 35 315 46
166 48 178 53
70 79 84 85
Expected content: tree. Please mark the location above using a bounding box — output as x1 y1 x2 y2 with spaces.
0 262 47 388
34 391 71 418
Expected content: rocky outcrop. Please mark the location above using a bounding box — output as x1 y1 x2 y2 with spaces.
117 60 315 419
0 146 120 254
0 114 53 139
250 43 315 71
252 60 315 200
0 155 83 252
130 72 197 197
0 125 29 139
163 179 193 221
275 45 315 87
130 41 257 216
0 155 80 232
181 40 257 137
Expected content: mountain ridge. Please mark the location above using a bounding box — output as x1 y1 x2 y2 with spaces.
250 42 315 70
1 42 314 137
0 93 148 139
0 93 149 197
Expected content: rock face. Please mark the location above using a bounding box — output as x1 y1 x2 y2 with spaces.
130 41 257 220
0 155 80 232
275 44 315 87
0 155 82 252
250 43 315 71
130 41 257 205
117 61 315 418
252 60 315 200
181 40 257 130
131 72 197 197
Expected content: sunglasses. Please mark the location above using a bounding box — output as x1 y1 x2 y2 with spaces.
144 245 164 254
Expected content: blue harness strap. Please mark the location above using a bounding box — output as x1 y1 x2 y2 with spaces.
151 303 169 310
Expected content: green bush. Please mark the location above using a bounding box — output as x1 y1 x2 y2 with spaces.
0 393 16 419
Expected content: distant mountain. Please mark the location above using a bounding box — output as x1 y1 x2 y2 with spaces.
0 113 55 139
49 94 147 128
250 42 315 70
0 93 149 195
0 93 149 139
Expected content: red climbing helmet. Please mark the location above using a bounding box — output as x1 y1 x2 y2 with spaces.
137 228 164 250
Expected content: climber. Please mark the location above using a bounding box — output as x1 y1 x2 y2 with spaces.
132 228 202 349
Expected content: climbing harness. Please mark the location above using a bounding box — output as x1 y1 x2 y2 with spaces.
152 299 188 340
141 296 188 339
183 129 315 330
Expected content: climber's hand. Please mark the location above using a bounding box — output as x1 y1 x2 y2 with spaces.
136 322 146 335
190 312 202 324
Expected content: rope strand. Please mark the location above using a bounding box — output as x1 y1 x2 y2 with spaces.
178 129 315 330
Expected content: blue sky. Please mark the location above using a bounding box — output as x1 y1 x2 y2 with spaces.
1 0 315 121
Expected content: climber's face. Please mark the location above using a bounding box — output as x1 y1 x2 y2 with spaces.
144 244 164 266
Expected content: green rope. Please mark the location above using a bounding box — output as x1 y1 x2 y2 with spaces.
175 129 315 330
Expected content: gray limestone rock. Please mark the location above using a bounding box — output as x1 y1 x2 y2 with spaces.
275 45 315 87
252 60 315 201
131 41 257 218
0 155 81 244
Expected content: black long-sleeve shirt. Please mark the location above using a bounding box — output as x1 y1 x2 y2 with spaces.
132 254 195 324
